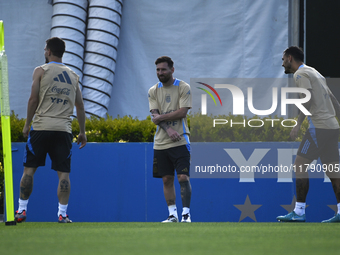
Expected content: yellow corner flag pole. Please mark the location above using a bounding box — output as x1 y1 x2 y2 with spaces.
0 20 16 225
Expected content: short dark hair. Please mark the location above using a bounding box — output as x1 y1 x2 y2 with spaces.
155 56 174 68
283 46 304 62
46 37 65 58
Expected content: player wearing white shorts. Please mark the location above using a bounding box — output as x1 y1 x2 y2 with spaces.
277 46 340 223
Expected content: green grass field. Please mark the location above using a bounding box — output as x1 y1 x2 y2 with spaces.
1 222 340 255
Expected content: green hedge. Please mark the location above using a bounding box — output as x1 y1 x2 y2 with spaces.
189 112 309 142
71 115 156 143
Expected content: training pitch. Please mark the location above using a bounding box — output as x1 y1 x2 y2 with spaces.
1 222 340 254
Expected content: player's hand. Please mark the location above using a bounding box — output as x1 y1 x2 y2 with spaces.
290 124 300 140
77 133 87 149
166 127 181 142
22 124 30 138
151 113 162 125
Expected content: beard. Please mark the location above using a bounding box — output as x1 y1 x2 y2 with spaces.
284 68 293 74
45 57 49 64
158 74 171 83
283 62 292 74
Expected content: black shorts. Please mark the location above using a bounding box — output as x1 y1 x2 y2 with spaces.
153 144 190 178
297 128 339 164
23 130 73 172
